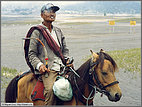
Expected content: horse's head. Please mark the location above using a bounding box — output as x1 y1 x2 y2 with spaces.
89 49 122 102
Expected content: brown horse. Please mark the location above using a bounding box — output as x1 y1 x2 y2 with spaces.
5 49 122 105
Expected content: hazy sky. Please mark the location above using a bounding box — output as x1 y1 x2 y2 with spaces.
1 1 86 7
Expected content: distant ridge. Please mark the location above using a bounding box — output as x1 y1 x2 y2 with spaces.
1 1 141 15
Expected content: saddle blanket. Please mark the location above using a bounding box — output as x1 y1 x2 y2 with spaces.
31 80 45 101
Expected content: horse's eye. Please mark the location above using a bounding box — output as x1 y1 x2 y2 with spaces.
102 72 107 76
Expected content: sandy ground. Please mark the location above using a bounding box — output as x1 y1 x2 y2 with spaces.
1 15 141 106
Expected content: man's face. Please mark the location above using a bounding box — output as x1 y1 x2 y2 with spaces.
41 9 56 22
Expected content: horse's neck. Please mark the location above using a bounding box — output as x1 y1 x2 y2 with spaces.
75 58 94 105
76 58 91 86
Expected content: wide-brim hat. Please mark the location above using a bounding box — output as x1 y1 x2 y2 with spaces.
41 3 60 13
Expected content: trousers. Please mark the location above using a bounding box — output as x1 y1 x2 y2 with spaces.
42 70 58 105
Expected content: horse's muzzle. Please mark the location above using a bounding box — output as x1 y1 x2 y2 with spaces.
108 92 122 102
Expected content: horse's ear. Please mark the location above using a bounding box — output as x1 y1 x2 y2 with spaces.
100 49 105 53
90 50 99 62
90 50 93 54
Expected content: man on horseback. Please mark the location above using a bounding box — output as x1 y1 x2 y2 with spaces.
5 3 122 105
27 3 72 105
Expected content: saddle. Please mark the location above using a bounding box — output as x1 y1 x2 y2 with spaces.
31 80 45 101
16 70 45 101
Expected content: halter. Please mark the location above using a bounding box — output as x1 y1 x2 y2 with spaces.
73 59 119 105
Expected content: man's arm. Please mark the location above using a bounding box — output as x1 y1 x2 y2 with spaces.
60 29 70 58
28 30 43 70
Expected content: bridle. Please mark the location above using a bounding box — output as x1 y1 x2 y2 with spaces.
73 59 119 106
89 60 119 94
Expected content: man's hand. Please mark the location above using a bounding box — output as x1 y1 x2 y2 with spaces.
66 59 70 65
66 59 74 68
39 64 50 74
66 63 73 68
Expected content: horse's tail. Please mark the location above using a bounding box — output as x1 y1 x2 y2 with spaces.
5 75 19 102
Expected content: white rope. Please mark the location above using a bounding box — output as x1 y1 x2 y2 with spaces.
74 76 96 106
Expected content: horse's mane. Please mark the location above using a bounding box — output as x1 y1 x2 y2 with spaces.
68 58 91 91
97 52 118 72
76 58 91 79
